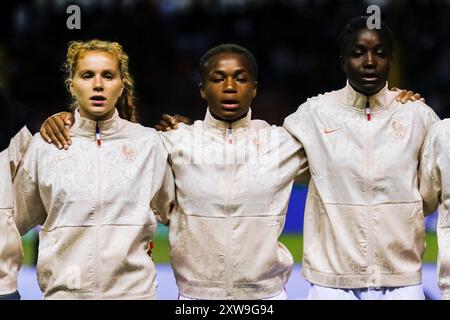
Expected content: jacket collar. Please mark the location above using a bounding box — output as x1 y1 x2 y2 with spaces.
203 108 252 130
344 81 393 112
71 108 124 139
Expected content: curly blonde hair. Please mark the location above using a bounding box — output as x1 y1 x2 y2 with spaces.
64 39 137 122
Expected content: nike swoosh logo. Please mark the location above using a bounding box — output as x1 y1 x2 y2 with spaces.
57 153 74 161
323 128 341 134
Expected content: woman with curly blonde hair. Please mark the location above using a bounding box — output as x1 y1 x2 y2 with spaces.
63 39 137 123
13 39 170 299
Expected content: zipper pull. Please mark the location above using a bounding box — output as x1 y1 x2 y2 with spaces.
365 98 371 121
96 121 102 146
226 128 233 144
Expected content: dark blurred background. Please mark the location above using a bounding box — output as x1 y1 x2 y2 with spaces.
1 0 449 129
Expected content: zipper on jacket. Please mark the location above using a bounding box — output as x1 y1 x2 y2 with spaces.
96 122 102 146
225 122 234 297
94 121 103 298
226 122 234 144
363 101 376 287
225 212 232 298
365 97 371 121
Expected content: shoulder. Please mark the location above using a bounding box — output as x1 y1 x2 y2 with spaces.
428 118 450 139
434 118 450 129
155 123 195 154
30 132 53 150
272 125 301 147
308 89 340 106
283 90 336 133
157 122 192 142
395 100 440 133
422 119 450 159
123 121 162 143
113 121 167 156
249 119 270 130
138 125 161 141
20 133 57 164
285 90 339 121
399 100 439 118
7 126 32 150
405 101 435 115
247 120 294 140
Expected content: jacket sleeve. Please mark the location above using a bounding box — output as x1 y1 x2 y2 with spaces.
9 126 33 180
150 134 176 226
282 105 310 184
418 122 450 299
288 135 310 185
430 123 450 300
13 138 47 235
438 214 450 300
418 125 441 216
151 162 176 226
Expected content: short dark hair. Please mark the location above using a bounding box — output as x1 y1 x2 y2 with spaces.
198 44 258 82
338 16 394 58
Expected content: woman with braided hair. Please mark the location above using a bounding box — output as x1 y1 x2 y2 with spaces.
13 40 170 299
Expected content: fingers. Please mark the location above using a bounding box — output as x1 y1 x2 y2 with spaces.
155 124 171 132
395 89 406 101
62 111 75 127
157 113 191 131
162 114 176 126
396 90 413 103
412 93 425 103
52 115 71 149
43 119 62 149
47 116 69 149
157 119 172 132
396 90 426 104
174 114 192 126
40 126 51 144
56 113 72 146
403 90 414 103
40 118 56 145
62 112 75 141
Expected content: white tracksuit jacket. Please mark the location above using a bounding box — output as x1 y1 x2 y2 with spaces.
14 109 168 299
283 82 439 289
154 109 308 299
419 119 450 300
0 127 32 294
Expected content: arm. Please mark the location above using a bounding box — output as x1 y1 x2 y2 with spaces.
282 107 310 185
294 147 310 185
8 127 33 180
420 123 450 299
438 216 450 299
13 140 47 235
150 133 177 225
39 111 74 150
151 162 176 226
418 127 441 216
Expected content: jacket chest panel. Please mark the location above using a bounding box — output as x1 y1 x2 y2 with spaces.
38 141 155 226
310 110 420 166
304 108 425 203
170 132 284 213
